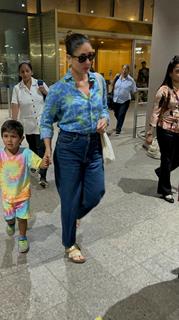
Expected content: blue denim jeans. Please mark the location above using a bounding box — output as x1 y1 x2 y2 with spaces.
53 130 105 248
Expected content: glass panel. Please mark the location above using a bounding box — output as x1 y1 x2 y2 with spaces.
143 0 154 22
134 40 151 101
80 0 111 16
0 13 29 86
0 0 28 12
41 0 78 12
114 0 140 21
0 0 37 13
97 47 132 81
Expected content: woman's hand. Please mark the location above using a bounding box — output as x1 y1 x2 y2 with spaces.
145 132 153 145
44 147 52 165
97 118 108 134
43 138 52 164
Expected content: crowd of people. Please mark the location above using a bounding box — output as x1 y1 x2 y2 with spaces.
0 32 179 263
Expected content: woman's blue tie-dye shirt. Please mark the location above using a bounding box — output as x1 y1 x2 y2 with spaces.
40 70 109 138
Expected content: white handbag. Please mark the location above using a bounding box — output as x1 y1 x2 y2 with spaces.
95 72 115 163
100 132 115 163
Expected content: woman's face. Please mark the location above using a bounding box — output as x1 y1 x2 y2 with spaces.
70 42 95 75
19 64 32 83
170 63 179 84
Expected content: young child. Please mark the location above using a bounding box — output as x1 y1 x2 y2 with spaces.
0 120 49 253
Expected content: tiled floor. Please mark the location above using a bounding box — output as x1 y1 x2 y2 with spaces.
0 106 179 319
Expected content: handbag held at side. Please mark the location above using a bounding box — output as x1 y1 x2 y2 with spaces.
100 132 115 163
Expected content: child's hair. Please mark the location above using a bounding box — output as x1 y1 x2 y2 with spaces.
1 120 24 138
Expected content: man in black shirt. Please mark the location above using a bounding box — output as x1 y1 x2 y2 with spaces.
137 61 149 101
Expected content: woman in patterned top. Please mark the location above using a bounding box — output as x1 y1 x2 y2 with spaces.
146 56 179 203
40 33 109 263
11 62 49 188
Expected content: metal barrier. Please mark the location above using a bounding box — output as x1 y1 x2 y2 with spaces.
133 87 148 138
0 85 13 117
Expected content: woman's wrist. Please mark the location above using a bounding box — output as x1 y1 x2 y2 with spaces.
147 125 154 135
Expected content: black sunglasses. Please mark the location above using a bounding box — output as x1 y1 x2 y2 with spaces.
72 52 95 63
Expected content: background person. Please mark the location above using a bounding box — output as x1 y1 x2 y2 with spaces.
112 64 137 134
11 61 49 188
137 61 149 102
146 55 179 203
137 61 149 87
40 32 109 263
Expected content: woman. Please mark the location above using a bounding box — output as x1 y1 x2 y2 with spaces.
40 33 109 263
11 61 49 187
146 55 179 203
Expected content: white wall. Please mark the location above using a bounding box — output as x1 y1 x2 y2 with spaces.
146 0 179 126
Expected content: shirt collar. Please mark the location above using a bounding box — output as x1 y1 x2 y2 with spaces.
64 69 96 82
19 77 37 88
119 74 130 81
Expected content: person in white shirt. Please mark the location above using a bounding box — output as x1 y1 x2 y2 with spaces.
11 61 49 187
113 64 137 134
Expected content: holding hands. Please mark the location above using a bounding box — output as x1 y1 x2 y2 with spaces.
40 154 51 169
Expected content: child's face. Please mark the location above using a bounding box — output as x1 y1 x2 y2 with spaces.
2 130 23 154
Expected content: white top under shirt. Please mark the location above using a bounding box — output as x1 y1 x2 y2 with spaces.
11 77 49 134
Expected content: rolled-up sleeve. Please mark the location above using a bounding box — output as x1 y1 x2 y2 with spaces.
11 86 18 104
40 86 59 138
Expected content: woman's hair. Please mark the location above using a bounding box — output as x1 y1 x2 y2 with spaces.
65 32 90 56
122 64 130 70
1 120 24 138
158 56 179 115
18 61 32 72
161 55 179 89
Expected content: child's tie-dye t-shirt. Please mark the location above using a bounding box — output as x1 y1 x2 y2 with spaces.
0 147 42 202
